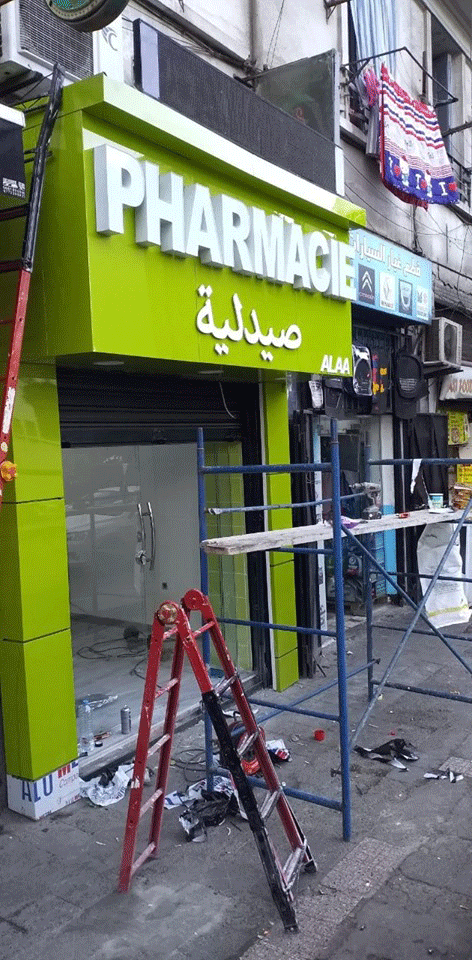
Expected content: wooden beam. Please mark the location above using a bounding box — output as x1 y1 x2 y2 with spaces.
202 509 463 556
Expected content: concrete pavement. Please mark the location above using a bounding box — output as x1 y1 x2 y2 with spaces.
1 602 472 959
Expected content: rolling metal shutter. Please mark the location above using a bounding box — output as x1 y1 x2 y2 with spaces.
57 368 245 446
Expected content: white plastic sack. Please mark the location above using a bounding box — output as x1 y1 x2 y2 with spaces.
417 522 471 628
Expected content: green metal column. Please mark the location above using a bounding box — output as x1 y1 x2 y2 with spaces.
262 380 299 691
0 363 76 781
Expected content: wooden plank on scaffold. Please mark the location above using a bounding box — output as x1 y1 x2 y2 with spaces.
201 509 464 556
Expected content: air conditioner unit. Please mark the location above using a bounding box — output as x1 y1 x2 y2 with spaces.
424 317 463 368
0 0 123 104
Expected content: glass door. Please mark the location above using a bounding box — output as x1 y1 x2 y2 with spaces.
64 445 147 629
139 443 201 622
63 442 202 633
64 442 205 756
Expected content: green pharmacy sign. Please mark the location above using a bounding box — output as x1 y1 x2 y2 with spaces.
90 141 357 375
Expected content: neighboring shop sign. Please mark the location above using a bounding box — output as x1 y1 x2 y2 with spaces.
350 228 432 324
440 369 472 401
457 463 472 485
446 411 469 446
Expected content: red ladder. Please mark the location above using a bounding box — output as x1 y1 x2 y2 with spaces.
118 588 316 932
0 65 63 506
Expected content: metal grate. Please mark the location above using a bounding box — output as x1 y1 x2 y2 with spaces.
448 152 471 207
19 0 92 79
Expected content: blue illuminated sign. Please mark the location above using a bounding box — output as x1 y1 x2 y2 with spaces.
350 228 432 325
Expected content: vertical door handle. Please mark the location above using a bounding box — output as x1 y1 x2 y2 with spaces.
136 502 155 570
136 502 147 565
146 501 156 572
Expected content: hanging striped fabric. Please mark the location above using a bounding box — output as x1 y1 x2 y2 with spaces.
380 65 459 207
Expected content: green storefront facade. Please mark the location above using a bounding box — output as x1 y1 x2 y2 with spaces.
0 75 364 817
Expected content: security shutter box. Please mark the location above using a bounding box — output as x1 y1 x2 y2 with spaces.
57 369 247 446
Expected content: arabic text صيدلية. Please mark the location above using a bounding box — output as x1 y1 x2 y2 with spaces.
196 286 302 361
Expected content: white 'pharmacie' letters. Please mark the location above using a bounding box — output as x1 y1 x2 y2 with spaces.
93 143 356 302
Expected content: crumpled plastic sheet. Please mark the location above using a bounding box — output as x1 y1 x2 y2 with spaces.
164 775 235 810
266 739 291 763
79 764 134 806
424 767 464 783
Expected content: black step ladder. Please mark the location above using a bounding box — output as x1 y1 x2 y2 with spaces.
119 589 316 931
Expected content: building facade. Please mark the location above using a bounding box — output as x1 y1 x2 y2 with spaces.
0 67 363 817
0 0 470 816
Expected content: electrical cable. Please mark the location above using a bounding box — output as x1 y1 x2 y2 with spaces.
77 635 148 659
344 154 471 242
219 382 238 420
5 69 56 111
265 0 286 69
130 657 148 679
345 181 413 233
171 747 214 783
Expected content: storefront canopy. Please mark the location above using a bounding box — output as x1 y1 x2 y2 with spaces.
17 74 365 379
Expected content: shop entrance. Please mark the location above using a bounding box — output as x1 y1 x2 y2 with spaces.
58 368 258 762
318 416 386 613
63 442 201 632
63 441 205 759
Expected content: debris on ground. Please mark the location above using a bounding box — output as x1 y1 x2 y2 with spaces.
179 789 241 842
354 738 419 770
266 739 291 762
80 762 152 806
179 808 207 842
164 775 235 809
424 768 464 783
80 765 133 806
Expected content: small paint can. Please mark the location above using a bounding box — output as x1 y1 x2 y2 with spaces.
121 706 131 735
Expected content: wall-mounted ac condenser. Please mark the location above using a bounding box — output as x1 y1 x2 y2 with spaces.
424 317 463 368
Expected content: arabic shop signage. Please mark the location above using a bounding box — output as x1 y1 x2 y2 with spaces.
82 140 358 375
350 228 432 325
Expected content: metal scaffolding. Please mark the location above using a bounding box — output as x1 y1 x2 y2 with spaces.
196 420 472 842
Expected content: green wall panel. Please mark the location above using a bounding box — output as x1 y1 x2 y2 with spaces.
263 381 298 691
21 111 94 361
0 499 70 642
3 364 64 505
274 650 300 691
0 630 77 780
205 442 252 671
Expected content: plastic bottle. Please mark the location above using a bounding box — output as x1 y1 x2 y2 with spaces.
77 699 95 755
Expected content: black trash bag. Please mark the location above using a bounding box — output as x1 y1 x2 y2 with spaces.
191 789 239 826
355 738 419 769
179 789 240 841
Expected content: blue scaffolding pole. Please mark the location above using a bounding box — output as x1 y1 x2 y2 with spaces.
197 421 358 840
197 430 472 843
